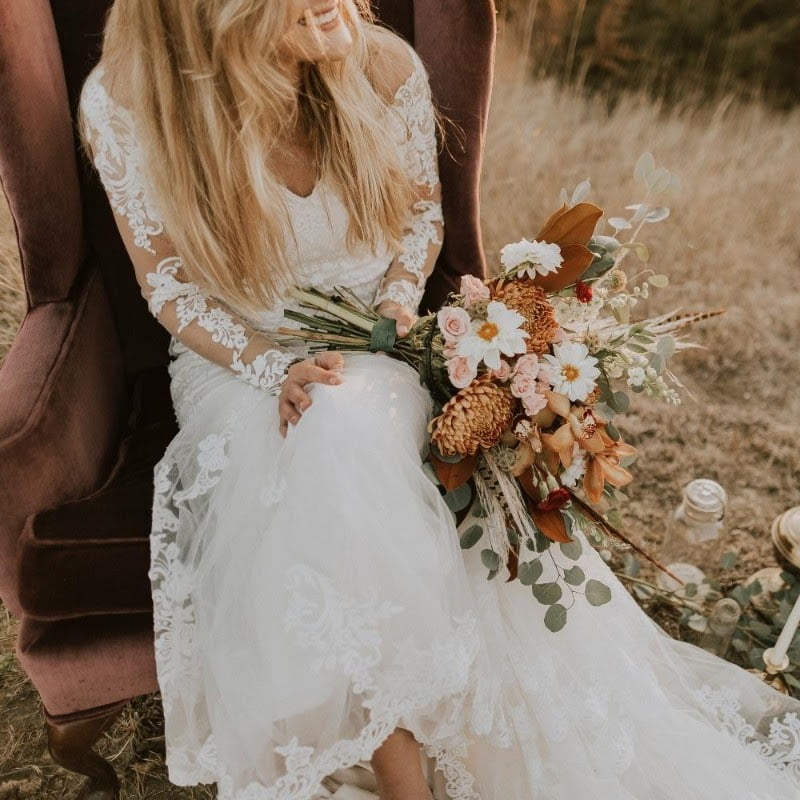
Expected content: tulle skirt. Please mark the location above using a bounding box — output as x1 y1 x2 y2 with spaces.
148 349 800 800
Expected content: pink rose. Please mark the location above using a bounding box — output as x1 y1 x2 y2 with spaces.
510 373 537 398
437 306 471 342
447 355 478 389
492 359 512 382
536 363 556 386
460 274 491 308
521 390 548 416
514 353 540 379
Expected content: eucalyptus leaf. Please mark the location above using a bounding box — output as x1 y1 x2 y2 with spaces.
749 620 775 640
560 539 583 560
683 582 698 598
688 613 709 633
647 352 665 374
444 483 472 513
634 152 655 183
422 461 440 487
571 179 591 204
612 391 630 412
481 548 501 571
545 603 569 633
623 553 641 577
656 335 675 358
719 551 739 570
518 560 544 586
645 207 670 223
749 648 765 669
459 524 483 550
580 254 616 281
487 568 499 581
586 579 612 606
532 582 563 605
605 422 621 441
608 217 632 230
648 273 670 288
564 565 586 586
594 402 617 420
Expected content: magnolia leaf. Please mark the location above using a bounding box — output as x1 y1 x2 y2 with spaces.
536 202 603 248
563 565 585 586
580 254 616 281
571 179 592 205
645 207 670 223
648 273 670 288
530 507 572 543
459 524 483 550
586 579 612 606
481 548 501 571
634 152 656 183
544 603 569 632
518 559 544 586
608 217 632 230
430 451 478 492
533 243 594 292
532 581 563 605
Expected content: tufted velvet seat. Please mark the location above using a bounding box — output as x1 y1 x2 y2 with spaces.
0 0 496 795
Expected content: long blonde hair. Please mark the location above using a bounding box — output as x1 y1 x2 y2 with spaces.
80 0 420 315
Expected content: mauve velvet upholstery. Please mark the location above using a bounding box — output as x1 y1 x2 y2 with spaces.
0 0 496 719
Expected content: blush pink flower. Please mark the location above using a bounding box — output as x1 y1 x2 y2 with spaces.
447 355 478 389
513 353 541 379
437 306 471 343
492 359 512 382
510 373 537 399
460 274 491 308
521 390 548 416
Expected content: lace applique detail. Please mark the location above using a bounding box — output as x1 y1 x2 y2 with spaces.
81 67 164 253
693 685 800 780
373 279 422 310
374 49 444 311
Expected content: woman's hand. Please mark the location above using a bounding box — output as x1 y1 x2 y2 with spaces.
278 351 344 437
376 299 417 338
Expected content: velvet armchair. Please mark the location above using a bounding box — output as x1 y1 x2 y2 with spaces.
0 1 496 797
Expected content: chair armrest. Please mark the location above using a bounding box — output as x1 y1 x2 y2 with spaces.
0 265 127 618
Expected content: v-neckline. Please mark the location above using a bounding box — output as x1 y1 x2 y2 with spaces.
281 179 322 201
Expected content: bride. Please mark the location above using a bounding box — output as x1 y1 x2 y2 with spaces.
78 1 800 798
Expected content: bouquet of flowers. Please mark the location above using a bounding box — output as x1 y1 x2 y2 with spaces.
276 155 721 631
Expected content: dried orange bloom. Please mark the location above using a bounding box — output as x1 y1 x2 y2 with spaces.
429 377 517 456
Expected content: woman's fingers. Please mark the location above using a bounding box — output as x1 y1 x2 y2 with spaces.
278 352 345 437
375 300 417 338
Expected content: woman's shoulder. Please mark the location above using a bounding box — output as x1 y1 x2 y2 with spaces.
364 26 428 105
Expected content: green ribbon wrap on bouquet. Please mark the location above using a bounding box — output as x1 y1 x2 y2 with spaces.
368 317 397 353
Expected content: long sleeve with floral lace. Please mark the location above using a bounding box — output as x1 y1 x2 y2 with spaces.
79 67 299 394
373 47 445 313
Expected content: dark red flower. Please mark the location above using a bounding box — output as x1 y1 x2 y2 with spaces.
536 487 571 512
575 280 593 303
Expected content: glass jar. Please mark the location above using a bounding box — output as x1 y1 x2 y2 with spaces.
657 478 728 592
700 598 741 657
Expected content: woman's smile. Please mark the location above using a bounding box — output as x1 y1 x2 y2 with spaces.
298 2 342 31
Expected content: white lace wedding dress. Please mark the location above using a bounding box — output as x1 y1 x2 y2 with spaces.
79 41 800 800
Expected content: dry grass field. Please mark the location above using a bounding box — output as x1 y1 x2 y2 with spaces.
1 21 799 800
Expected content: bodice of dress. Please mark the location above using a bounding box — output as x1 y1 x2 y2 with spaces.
78 39 444 395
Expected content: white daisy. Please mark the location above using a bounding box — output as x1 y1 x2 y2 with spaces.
543 342 601 401
456 300 529 371
499 238 563 279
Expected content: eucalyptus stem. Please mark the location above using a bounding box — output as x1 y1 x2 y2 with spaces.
613 571 708 614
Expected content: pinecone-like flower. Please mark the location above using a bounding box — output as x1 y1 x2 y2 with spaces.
490 278 558 355
429 377 517 456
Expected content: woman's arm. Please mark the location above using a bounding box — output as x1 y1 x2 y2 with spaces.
373 41 445 333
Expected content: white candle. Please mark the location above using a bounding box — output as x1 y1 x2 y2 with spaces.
763 590 800 673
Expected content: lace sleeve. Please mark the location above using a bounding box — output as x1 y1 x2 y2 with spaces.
373 46 445 312
78 67 299 394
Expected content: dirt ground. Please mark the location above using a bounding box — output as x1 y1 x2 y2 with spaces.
1 26 799 800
